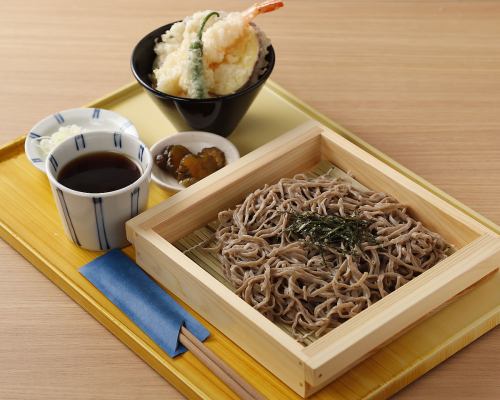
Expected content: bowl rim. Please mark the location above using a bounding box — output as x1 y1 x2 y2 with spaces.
45 130 152 198
25 107 139 173
130 21 276 103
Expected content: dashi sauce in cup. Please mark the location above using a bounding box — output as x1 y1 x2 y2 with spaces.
45 131 152 251
57 151 141 193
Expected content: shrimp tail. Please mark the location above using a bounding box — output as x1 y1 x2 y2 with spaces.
241 0 284 21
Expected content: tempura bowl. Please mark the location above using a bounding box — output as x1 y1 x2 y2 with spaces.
131 22 275 137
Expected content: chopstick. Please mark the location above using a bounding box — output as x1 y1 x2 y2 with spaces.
179 326 265 400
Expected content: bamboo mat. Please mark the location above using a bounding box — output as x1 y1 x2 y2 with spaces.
175 160 371 345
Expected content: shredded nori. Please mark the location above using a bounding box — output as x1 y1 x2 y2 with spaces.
285 211 375 256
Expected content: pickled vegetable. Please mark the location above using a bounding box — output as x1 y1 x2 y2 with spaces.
198 147 226 169
155 144 191 175
155 144 227 187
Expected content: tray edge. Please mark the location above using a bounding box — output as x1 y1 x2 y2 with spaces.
1 79 498 400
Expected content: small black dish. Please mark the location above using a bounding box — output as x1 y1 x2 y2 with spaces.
131 22 275 137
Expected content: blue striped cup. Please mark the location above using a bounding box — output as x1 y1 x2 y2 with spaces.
45 131 152 251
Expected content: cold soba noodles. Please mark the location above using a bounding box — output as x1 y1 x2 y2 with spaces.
210 172 451 342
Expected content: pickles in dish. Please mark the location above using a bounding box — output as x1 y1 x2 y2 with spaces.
155 145 226 187
154 144 191 174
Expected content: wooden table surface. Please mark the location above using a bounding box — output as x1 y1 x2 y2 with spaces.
0 1 498 399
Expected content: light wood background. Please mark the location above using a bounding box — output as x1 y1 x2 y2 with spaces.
0 1 498 399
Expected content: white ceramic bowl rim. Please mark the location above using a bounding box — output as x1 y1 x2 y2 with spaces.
25 107 139 173
45 130 152 198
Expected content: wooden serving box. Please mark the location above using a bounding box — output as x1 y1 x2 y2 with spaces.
126 121 500 397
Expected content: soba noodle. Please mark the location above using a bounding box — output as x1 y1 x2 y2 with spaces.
212 173 451 342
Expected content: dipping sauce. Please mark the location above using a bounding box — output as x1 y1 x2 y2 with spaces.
57 152 141 193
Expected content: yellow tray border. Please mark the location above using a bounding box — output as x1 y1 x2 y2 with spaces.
0 79 498 400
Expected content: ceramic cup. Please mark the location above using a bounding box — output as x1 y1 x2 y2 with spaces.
45 131 152 251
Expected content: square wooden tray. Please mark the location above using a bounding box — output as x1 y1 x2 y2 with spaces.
126 120 500 397
0 81 499 399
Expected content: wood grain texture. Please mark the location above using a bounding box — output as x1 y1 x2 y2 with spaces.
0 1 498 399
129 121 500 396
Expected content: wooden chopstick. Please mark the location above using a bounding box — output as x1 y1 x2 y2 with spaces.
180 327 265 400
178 333 253 400
179 326 265 400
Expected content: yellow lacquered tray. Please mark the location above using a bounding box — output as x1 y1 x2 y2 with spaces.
0 81 498 400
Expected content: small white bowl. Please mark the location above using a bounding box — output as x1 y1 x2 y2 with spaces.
150 131 240 192
25 108 139 172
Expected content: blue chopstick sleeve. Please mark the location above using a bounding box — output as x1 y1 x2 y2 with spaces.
80 249 210 357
